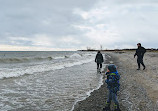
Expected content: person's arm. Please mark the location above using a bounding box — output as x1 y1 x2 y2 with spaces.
141 47 146 58
116 74 120 80
134 49 137 58
95 54 97 62
143 47 146 54
101 54 104 63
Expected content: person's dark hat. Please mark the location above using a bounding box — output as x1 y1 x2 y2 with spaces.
98 51 100 53
108 64 117 72
137 43 141 46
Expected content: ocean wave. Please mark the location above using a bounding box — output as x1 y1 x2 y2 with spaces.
0 53 94 64
0 52 96 79
0 58 94 80
0 56 53 64
54 56 66 59
70 53 82 58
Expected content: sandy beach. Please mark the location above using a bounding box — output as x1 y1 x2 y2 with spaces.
73 51 158 111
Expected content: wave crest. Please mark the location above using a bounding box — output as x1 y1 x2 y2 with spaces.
0 56 53 63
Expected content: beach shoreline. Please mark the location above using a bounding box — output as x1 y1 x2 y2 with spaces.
73 51 158 111
73 52 126 111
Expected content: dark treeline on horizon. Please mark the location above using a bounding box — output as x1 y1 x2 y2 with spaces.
78 48 158 52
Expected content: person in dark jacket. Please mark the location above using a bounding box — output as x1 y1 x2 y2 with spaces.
95 51 104 70
103 64 121 111
134 43 146 70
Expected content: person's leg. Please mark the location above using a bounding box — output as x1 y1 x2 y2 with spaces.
107 90 112 103
98 64 102 73
137 58 141 70
97 63 99 69
112 92 119 106
112 92 121 111
138 63 140 70
103 90 112 110
100 63 102 68
140 59 146 70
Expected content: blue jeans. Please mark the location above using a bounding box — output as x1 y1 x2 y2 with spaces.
107 89 119 105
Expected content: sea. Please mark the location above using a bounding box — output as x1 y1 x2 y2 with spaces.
0 51 104 111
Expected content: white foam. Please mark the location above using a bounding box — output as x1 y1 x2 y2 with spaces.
70 72 104 111
0 55 94 79
70 53 82 58
54 56 65 59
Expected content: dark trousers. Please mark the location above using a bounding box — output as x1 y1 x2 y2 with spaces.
97 63 102 69
137 57 145 68
107 89 119 105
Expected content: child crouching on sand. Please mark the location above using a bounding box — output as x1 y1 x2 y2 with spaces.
103 64 121 111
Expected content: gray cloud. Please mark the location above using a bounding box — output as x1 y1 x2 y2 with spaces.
0 0 158 50
0 0 98 35
74 0 158 49
0 0 98 50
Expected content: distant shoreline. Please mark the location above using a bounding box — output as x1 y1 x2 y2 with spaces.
78 48 158 52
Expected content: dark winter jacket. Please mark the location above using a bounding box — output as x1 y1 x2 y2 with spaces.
95 53 104 64
105 71 120 93
134 46 146 59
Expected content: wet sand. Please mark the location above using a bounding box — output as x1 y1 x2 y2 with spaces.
73 51 158 111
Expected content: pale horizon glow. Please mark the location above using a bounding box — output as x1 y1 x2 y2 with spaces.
0 0 158 51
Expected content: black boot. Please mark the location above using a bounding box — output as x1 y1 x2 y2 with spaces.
103 102 111 111
137 68 140 70
143 66 146 70
103 106 110 111
103 106 111 111
114 104 121 111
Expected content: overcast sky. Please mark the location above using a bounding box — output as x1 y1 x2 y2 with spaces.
0 0 158 51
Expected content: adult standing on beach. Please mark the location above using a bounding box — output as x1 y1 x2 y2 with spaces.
95 51 104 71
134 43 146 70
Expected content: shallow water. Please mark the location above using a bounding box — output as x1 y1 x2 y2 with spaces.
0 51 104 111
